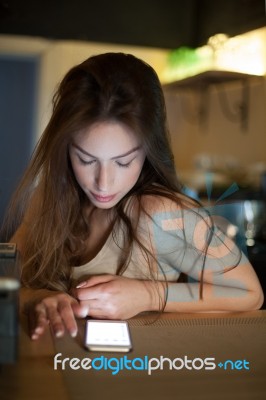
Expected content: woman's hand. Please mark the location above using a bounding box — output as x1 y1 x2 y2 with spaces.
22 289 79 340
72 274 162 320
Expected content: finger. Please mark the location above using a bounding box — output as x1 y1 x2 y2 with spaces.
72 299 104 318
76 274 115 289
75 284 106 301
74 299 110 320
45 305 66 338
72 302 90 318
85 305 110 320
29 303 49 340
58 299 78 337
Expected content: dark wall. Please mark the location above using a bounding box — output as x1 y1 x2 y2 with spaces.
0 56 38 228
0 0 265 49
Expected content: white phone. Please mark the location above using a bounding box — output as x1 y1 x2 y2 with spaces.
84 320 132 352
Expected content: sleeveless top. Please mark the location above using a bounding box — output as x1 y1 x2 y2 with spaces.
71 200 243 285
71 220 181 285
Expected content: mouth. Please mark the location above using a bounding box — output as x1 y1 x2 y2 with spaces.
91 193 117 203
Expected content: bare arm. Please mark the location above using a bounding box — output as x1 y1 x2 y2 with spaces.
74 196 264 317
73 258 263 321
151 261 264 313
149 197 264 312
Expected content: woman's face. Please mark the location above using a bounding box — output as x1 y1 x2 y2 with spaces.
69 121 146 209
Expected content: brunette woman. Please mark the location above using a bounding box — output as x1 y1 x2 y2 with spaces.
2 53 263 339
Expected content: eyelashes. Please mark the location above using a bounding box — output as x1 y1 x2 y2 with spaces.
77 156 133 168
116 161 132 168
78 157 95 166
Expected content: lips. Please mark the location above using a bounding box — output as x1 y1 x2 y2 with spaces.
91 193 116 203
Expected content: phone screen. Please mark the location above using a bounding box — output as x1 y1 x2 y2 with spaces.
85 320 132 352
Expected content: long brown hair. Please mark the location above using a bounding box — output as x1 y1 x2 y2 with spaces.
1 53 234 300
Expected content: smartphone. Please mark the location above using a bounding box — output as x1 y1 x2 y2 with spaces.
84 320 132 352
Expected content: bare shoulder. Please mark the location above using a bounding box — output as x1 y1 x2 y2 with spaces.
139 192 200 215
135 192 211 238
123 191 207 234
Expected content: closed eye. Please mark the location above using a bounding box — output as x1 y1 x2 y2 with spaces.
116 160 133 168
78 156 95 165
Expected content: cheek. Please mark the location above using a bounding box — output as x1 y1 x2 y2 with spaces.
123 164 143 186
72 165 90 188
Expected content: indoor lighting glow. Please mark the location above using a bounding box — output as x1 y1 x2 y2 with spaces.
211 30 266 75
163 28 266 83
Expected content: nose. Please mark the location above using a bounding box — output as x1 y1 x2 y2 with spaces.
95 164 112 192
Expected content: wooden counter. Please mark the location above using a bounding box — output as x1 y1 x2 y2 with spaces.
1 311 266 400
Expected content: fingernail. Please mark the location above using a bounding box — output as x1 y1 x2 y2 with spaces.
76 281 86 288
70 330 77 338
55 330 64 338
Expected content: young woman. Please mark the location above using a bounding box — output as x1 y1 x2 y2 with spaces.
2 53 263 340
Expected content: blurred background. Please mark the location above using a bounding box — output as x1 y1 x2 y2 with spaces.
0 0 266 303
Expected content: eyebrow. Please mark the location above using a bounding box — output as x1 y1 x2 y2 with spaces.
71 143 141 159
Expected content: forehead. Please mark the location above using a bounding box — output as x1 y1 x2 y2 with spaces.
73 121 140 158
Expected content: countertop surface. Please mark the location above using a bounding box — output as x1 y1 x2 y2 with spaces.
1 310 266 400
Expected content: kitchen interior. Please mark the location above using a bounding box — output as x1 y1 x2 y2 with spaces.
0 0 266 304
